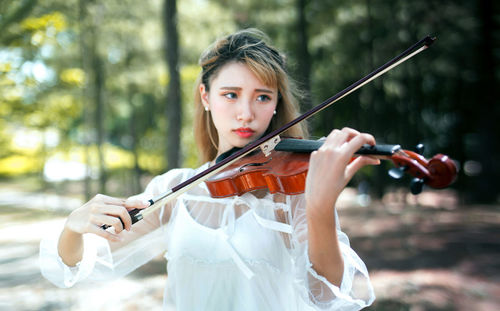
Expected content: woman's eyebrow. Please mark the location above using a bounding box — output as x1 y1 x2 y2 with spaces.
219 86 274 94
255 88 274 94
220 86 241 91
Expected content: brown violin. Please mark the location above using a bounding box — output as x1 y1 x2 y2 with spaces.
206 138 457 197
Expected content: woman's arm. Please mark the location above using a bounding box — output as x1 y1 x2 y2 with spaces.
57 194 148 266
305 127 379 286
306 205 344 286
40 170 186 288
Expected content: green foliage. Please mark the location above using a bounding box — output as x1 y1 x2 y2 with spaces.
0 0 497 201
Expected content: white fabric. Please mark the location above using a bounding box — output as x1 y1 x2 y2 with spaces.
39 163 375 310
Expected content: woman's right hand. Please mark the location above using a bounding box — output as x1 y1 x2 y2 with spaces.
64 194 148 242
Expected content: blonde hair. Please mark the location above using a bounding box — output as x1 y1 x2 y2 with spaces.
194 29 308 163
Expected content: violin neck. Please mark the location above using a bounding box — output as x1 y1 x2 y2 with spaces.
274 138 401 156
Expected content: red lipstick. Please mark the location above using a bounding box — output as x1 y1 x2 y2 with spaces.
234 128 255 138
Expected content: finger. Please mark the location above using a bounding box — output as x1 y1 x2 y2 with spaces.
92 213 126 233
95 194 126 206
323 129 347 147
124 199 150 210
345 156 381 181
90 203 130 231
88 224 124 243
344 133 376 155
342 127 362 142
324 127 360 148
98 204 133 231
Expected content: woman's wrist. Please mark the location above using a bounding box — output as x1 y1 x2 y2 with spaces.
58 226 84 267
306 198 337 226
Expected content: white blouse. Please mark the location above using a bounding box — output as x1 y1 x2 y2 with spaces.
39 163 375 310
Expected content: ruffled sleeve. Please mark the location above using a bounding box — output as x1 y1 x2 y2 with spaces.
289 194 375 310
39 169 184 288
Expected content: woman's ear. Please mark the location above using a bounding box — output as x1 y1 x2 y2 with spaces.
199 83 209 107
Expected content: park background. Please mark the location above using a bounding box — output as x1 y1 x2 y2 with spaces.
0 0 498 310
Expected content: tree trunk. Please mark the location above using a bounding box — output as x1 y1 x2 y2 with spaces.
472 0 498 203
128 84 142 194
86 1 107 193
93 46 107 193
296 0 312 111
163 0 182 170
79 0 92 200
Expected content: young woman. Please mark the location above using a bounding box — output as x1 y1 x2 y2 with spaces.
40 29 377 310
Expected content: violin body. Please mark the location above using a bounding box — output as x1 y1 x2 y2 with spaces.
206 149 310 198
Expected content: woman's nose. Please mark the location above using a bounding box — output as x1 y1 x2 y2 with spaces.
237 100 254 123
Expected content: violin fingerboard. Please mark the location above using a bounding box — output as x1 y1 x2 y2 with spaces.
275 138 400 156
356 144 401 156
274 138 322 152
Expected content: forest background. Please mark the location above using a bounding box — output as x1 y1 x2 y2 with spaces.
0 0 499 310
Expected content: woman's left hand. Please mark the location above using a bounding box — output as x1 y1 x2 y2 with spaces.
305 127 380 220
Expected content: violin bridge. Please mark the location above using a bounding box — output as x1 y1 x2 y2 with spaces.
260 135 281 157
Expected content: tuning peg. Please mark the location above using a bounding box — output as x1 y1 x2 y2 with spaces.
415 144 425 155
388 166 407 179
410 177 424 194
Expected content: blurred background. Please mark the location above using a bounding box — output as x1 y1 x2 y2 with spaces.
0 0 498 310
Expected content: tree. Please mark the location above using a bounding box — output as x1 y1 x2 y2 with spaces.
295 0 312 110
0 0 39 45
80 0 107 193
164 0 182 170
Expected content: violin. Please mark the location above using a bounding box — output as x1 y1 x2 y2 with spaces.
104 35 449 228
205 138 457 198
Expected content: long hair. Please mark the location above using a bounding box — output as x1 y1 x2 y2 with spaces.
193 29 308 163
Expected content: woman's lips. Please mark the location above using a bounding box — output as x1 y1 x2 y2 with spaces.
234 128 255 138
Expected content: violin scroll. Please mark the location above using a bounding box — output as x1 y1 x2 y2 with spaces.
389 145 457 194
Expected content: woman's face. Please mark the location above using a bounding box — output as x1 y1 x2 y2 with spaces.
200 62 278 156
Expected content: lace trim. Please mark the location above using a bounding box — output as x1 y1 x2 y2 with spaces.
304 245 367 308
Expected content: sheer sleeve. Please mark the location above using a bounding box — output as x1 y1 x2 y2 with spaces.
39 169 185 288
288 194 375 310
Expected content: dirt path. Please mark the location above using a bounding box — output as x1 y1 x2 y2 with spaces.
337 196 500 310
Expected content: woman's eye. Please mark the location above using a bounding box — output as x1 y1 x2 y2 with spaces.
257 94 271 102
224 92 237 99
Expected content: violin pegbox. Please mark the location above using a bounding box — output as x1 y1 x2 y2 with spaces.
388 144 426 193
388 144 458 195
